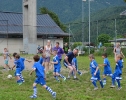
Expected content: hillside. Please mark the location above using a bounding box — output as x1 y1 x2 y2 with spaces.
0 0 125 23
69 6 126 43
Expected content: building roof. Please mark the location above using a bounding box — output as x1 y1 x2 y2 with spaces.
0 11 69 37
109 38 126 42
120 10 126 16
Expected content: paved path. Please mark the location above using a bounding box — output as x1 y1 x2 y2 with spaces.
0 56 34 70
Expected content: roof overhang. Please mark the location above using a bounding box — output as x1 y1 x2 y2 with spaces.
120 10 126 16
109 38 126 42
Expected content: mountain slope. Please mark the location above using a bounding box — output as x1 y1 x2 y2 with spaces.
69 6 126 43
0 0 125 23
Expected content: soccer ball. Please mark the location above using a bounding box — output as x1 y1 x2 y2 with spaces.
7 74 12 79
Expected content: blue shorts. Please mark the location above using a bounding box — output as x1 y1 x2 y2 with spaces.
63 62 71 68
15 68 21 76
34 77 46 86
21 67 25 72
4 59 8 65
103 70 112 76
53 67 61 73
91 74 101 81
112 73 122 80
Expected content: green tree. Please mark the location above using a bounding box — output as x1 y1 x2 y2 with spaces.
124 0 126 2
98 34 111 45
40 7 66 32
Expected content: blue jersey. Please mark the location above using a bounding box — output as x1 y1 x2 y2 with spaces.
72 58 77 67
32 62 45 78
38 57 43 65
14 57 25 70
90 60 100 75
53 55 60 68
103 58 112 73
14 59 22 69
114 60 122 75
20 57 25 70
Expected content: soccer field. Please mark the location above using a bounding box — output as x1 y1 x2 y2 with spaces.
0 55 126 100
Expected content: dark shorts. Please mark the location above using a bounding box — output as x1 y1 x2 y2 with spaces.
43 57 50 62
34 77 46 86
63 62 72 68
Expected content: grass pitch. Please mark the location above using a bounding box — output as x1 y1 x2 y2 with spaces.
0 55 126 100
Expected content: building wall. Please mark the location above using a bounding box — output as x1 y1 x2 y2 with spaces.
0 38 63 53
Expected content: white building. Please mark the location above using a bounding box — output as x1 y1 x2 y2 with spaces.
0 12 69 53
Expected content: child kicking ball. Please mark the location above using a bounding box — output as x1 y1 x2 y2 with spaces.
29 55 56 99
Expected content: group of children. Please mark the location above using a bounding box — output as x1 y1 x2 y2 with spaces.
89 53 123 90
2 47 124 99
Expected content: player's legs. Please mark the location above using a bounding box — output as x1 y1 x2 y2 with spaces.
53 71 59 82
56 72 66 81
116 75 122 90
15 68 22 85
102 74 107 85
91 80 98 90
72 66 77 79
97 75 103 88
67 65 73 78
45 62 49 74
43 85 56 98
30 83 38 98
111 73 116 88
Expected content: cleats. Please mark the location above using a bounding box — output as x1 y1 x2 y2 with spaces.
73 78 79 80
117 87 122 90
52 92 56 98
63 77 66 81
94 87 98 90
30 95 37 99
18 82 23 86
110 85 115 88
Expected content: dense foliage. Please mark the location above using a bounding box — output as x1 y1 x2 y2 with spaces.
0 0 125 23
40 7 66 32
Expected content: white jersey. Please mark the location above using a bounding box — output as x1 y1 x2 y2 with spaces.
45 45 51 57
3 52 9 60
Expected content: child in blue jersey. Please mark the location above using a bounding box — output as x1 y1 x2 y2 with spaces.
111 54 123 90
29 55 56 99
72 55 82 76
12 54 23 85
12 53 31 82
51 50 66 82
89 54 103 90
100 53 112 85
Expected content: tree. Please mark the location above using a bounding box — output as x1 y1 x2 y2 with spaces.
124 0 126 2
40 7 66 32
98 34 111 45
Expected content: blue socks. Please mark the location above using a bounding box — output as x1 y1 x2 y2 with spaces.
33 86 37 96
46 87 54 95
99 81 104 88
54 76 59 81
20 73 25 82
59 74 65 78
78 71 82 75
116 79 121 88
92 81 97 87
103 78 106 85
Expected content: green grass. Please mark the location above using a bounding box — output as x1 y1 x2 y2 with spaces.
0 56 126 100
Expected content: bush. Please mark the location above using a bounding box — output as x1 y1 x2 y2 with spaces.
94 47 114 56
104 43 113 47
71 42 82 50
